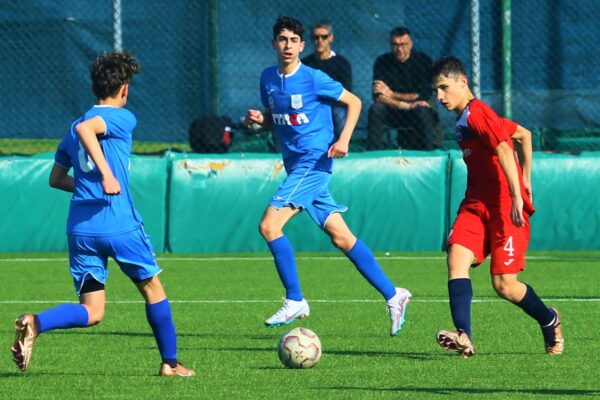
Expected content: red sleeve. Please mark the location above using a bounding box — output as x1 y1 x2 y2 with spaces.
467 101 513 151
502 118 518 137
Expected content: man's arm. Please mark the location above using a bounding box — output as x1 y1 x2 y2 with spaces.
373 83 430 110
511 124 533 200
327 89 361 158
75 116 121 195
49 163 74 193
496 141 526 227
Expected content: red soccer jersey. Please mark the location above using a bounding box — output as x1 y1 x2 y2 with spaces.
455 99 534 214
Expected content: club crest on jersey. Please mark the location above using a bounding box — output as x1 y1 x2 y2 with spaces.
290 94 303 109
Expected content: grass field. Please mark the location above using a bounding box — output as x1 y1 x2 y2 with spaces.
1 252 599 399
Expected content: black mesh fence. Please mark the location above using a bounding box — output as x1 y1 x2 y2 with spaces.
1 0 599 155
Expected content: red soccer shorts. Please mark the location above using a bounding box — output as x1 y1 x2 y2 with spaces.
446 199 531 275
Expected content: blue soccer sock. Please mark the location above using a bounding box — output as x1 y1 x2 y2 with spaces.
346 239 396 300
515 284 555 326
37 303 89 333
448 278 473 338
145 298 178 364
267 236 303 301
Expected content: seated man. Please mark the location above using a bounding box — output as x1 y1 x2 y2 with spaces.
367 26 441 150
302 19 352 138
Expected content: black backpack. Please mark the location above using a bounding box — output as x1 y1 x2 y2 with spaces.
188 115 234 153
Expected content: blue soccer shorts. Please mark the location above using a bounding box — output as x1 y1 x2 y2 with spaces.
269 167 348 228
68 226 162 295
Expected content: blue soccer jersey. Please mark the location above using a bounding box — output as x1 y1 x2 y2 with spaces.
54 105 143 236
260 63 344 172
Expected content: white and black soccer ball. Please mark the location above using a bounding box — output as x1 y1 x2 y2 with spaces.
277 327 322 369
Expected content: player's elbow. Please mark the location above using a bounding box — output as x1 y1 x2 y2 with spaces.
513 126 532 143
49 170 63 189
354 93 362 108
49 174 59 188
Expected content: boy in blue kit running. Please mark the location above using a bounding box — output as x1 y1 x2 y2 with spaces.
246 16 411 336
11 51 194 377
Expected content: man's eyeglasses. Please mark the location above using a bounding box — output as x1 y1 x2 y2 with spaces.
311 34 330 41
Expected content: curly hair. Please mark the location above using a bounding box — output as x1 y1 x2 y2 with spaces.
89 51 141 99
272 16 304 41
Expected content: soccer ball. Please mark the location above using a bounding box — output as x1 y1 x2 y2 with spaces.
277 327 322 369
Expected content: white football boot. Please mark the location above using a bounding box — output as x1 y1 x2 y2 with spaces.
265 298 310 327
387 287 412 336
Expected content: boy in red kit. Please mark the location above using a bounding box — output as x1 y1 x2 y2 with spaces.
432 56 563 357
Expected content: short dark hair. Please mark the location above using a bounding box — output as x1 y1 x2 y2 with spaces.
90 51 140 99
273 16 305 41
431 56 467 79
390 26 411 38
311 19 333 34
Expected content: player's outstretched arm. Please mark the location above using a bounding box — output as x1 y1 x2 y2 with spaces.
328 90 361 158
511 124 533 200
49 163 75 193
496 141 525 227
75 116 121 195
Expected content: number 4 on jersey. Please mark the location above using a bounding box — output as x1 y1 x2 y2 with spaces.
503 236 515 266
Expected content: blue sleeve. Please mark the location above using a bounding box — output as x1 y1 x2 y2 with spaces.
313 69 344 101
259 71 269 109
105 109 136 140
54 136 72 169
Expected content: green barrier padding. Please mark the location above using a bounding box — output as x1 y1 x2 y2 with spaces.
6 150 598 253
529 152 600 250
0 156 70 252
448 150 467 232
130 155 168 251
0 154 167 252
168 151 448 252
449 151 600 251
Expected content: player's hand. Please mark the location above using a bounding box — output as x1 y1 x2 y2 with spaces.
327 140 349 158
245 109 264 126
102 174 121 195
511 196 526 227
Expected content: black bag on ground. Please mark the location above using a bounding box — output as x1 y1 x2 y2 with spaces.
188 116 234 153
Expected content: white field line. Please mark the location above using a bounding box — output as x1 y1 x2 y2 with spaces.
1 298 598 305
0 255 561 263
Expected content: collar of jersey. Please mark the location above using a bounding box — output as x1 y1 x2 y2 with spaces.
277 61 302 78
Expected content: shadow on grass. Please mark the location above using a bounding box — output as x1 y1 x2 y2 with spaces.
325 349 440 360
320 386 600 397
0 372 25 378
0 370 152 378
58 330 277 340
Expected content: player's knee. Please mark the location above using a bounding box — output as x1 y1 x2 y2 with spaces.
87 312 104 326
329 234 353 253
492 283 510 299
83 305 105 326
492 278 516 300
258 220 280 241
